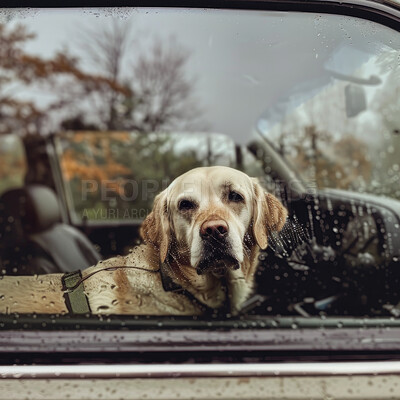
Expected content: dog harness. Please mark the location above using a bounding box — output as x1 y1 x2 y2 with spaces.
61 270 92 314
61 262 216 315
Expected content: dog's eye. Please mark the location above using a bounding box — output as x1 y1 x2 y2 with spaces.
178 199 196 211
228 191 244 202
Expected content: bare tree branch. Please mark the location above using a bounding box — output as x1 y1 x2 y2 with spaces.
74 21 133 129
126 38 201 133
74 23 202 132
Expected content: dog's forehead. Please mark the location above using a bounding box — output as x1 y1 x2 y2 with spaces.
169 166 252 198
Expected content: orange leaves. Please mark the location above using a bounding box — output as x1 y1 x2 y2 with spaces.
61 150 130 181
0 22 132 137
69 131 130 145
60 132 132 197
18 52 131 95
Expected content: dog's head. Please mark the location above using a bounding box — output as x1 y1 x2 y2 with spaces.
141 166 287 276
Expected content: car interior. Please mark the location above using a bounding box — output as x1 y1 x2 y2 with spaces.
1 132 400 319
0 184 102 275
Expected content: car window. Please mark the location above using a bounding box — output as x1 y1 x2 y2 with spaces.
0 7 399 323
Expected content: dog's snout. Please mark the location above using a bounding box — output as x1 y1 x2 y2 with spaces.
200 219 229 240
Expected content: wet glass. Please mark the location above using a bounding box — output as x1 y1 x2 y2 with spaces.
0 8 399 319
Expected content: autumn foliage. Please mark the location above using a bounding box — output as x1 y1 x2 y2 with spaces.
0 23 129 137
61 132 132 196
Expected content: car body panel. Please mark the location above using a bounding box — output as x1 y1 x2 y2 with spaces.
0 374 400 399
1 0 400 398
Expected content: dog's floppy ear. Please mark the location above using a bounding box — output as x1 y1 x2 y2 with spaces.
140 189 170 263
251 179 288 249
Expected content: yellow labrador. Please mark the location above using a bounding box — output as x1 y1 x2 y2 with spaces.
0 166 287 316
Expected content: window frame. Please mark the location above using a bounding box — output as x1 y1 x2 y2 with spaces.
3 0 400 30
1 0 400 365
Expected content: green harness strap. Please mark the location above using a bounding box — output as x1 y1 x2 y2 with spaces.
61 262 242 316
61 270 91 314
61 264 212 315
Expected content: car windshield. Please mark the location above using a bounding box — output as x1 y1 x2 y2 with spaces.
0 7 399 322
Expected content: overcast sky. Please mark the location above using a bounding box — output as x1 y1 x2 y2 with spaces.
3 7 399 144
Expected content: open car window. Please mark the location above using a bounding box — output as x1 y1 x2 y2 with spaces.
0 6 399 327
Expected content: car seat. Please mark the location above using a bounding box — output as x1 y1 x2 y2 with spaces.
0 184 102 275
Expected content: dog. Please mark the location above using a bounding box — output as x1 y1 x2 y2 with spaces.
0 166 287 316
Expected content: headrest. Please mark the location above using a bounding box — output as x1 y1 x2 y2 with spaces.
1 185 61 234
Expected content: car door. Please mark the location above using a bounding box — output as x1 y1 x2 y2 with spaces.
1 1 400 399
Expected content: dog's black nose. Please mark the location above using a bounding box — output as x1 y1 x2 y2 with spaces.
200 219 229 240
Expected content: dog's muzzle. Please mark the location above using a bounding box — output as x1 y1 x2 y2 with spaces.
196 242 240 275
195 218 239 275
